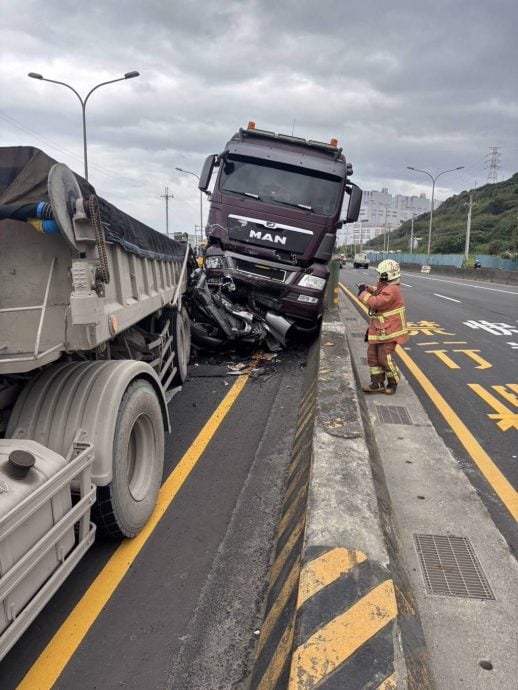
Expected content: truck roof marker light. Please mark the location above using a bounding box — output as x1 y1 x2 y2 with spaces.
330 138 338 147
248 121 256 129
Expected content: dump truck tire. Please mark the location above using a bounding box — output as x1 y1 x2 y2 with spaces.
172 305 191 385
94 379 164 537
6 361 167 538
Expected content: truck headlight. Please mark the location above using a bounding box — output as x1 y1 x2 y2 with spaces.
205 256 223 269
298 274 326 290
298 295 319 303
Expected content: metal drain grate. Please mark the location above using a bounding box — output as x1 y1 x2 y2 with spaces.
344 317 357 321
414 534 495 600
360 357 368 366
351 332 365 338
376 405 413 425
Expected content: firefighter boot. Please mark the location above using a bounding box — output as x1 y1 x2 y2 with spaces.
362 375 385 394
385 377 398 395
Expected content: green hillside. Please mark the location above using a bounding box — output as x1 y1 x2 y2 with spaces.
365 173 518 259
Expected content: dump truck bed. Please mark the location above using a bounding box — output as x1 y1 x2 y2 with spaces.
0 146 190 374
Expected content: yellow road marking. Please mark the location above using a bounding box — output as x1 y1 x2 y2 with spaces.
278 484 307 538
270 516 305 587
297 548 367 608
289 579 397 687
18 370 252 690
493 383 518 407
453 349 492 369
294 406 315 440
469 384 518 431
256 559 300 657
425 349 460 369
256 614 296 690
340 283 518 522
377 672 397 689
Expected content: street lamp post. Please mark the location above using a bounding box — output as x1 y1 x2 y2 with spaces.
409 214 416 254
407 165 464 261
175 167 203 246
28 70 140 181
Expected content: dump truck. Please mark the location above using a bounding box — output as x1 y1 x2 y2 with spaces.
190 122 362 349
0 146 193 660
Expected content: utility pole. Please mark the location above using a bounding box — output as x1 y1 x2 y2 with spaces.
383 205 389 255
409 214 416 253
160 187 174 236
464 192 477 265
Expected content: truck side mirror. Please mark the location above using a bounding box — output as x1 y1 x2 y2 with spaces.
345 183 362 223
199 155 216 192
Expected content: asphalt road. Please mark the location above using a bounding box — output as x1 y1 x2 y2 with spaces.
1 347 308 689
340 264 518 554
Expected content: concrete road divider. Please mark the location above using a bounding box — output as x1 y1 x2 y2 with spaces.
251 308 432 689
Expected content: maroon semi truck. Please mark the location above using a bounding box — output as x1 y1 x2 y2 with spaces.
190 122 362 349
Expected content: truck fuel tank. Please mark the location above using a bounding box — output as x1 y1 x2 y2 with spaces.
0 440 75 636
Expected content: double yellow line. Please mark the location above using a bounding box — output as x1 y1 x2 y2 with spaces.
340 282 518 523
18 371 251 689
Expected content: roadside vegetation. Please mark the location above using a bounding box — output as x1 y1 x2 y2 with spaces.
363 173 518 259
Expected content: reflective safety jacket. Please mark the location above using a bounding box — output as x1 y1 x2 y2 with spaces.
359 281 409 344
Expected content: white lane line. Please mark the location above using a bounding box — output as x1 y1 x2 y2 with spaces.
401 282 413 287
434 293 462 303
402 272 518 295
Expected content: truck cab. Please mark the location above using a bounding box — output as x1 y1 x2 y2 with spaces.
197 122 362 336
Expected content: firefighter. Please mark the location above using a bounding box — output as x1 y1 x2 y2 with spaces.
357 259 408 395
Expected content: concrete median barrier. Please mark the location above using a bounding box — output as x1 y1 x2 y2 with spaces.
250 308 432 689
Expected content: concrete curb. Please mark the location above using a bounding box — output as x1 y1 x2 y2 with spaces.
251 308 432 689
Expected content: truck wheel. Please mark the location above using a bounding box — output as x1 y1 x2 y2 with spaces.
7 361 166 539
172 306 191 385
94 379 164 537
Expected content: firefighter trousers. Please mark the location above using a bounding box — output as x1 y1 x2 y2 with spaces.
367 341 401 384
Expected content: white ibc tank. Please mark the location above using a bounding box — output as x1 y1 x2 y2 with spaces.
0 440 74 635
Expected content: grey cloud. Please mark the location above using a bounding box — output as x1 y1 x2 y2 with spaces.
1 0 517 234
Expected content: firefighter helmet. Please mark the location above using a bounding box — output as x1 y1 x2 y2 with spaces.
376 259 401 282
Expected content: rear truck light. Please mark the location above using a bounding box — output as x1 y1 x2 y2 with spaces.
298 274 326 290
297 295 319 303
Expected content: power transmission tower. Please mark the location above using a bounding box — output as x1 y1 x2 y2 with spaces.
160 187 174 236
485 146 502 183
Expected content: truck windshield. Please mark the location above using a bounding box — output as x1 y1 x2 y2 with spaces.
219 155 342 215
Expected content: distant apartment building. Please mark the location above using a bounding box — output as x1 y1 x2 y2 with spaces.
337 188 436 248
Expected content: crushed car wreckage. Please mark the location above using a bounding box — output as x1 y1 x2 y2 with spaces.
188 264 295 351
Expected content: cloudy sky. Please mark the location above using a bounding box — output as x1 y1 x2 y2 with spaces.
2 0 517 236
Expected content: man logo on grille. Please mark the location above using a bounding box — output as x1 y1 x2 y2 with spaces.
249 230 287 245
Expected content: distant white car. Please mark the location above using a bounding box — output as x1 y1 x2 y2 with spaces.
353 253 369 269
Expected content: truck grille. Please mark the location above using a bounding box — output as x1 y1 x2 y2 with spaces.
235 260 287 282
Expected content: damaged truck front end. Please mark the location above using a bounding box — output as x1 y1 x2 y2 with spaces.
189 122 362 350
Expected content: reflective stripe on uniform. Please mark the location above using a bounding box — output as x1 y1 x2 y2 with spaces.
383 306 406 318
385 354 400 383
368 327 408 342
369 366 385 376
